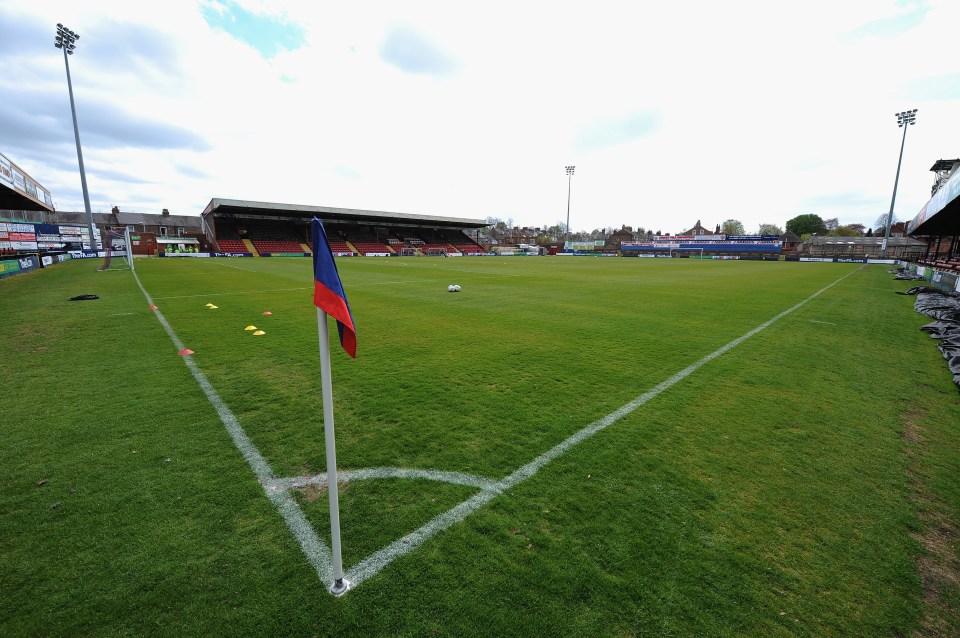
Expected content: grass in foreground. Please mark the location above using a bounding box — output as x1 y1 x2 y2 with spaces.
1 257 957 636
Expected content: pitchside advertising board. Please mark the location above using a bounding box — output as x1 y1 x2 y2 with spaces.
0 221 98 251
563 240 605 251
0 253 71 279
0 151 54 210
0 256 40 279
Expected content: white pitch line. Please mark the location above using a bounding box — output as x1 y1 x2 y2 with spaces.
106 312 136 317
204 259 261 272
344 266 862 590
130 269 334 583
265 467 502 494
130 261 862 595
810 320 837 325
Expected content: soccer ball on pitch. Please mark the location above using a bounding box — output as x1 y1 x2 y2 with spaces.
454 285 461 292
448 285 455 292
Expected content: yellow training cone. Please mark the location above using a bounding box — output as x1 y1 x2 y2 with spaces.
253 330 266 336
245 325 257 331
205 303 214 307
208 305 218 309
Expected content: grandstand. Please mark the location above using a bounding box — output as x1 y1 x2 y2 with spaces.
909 158 960 271
202 199 486 257
621 234 784 259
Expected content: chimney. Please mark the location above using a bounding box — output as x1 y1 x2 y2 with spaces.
162 208 170 216
111 206 120 214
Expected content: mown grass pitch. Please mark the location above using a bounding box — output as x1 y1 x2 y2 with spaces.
2 256 958 636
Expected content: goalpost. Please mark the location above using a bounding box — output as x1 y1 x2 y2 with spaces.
668 247 704 259
98 227 134 271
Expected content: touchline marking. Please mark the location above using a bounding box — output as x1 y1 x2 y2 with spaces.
343 266 862 590
130 269 334 582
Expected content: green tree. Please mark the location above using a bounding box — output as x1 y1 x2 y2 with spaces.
786 214 826 236
758 223 783 235
873 213 901 237
545 223 566 238
832 225 862 237
721 219 745 235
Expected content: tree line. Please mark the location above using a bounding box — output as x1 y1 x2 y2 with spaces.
483 213 902 243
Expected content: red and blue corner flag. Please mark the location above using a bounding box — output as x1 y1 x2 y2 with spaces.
312 217 357 358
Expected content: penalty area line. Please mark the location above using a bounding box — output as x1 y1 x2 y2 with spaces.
344 266 862 590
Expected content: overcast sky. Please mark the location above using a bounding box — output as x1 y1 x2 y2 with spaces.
2 0 957 234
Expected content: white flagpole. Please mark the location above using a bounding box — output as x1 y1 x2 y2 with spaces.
317 308 349 596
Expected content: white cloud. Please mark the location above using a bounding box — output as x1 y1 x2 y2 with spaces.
2 0 957 234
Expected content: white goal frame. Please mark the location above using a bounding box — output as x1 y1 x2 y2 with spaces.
668 247 704 259
98 227 134 271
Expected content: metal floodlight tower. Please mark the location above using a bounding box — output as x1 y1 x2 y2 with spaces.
55 23 97 253
880 109 918 259
565 165 575 246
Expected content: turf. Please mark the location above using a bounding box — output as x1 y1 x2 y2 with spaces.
1 256 957 636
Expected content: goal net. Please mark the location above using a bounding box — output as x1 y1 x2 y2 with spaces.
98 227 134 271
668 247 704 259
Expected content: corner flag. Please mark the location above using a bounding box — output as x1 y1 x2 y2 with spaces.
311 216 355 596
312 217 357 358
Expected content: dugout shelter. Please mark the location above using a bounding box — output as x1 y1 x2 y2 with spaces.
200 198 487 257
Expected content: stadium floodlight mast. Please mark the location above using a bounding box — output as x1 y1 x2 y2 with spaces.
880 109 917 260
55 23 97 254
565 165 575 247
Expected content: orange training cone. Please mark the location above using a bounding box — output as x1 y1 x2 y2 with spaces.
149 305 158 310
262 311 272 315
179 348 194 356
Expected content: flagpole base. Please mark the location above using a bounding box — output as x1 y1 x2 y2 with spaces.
329 578 351 597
